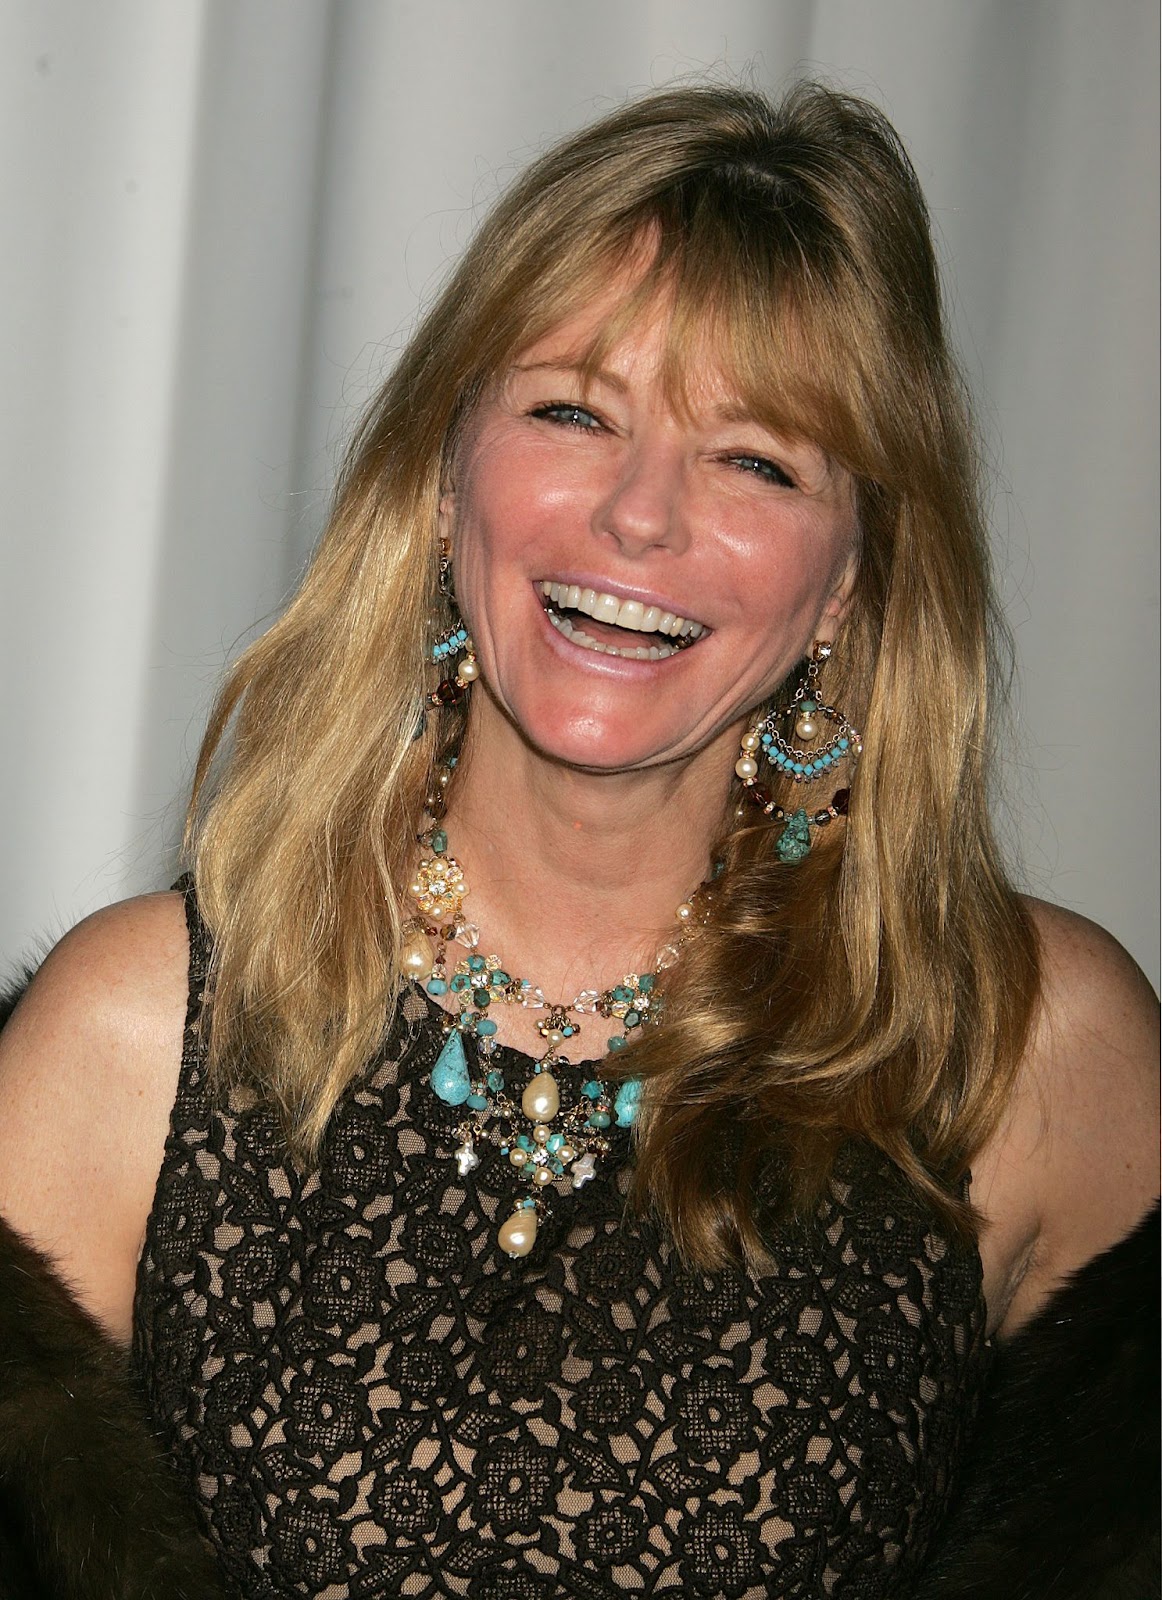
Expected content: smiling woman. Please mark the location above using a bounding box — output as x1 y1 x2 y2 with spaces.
0 81 1156 1600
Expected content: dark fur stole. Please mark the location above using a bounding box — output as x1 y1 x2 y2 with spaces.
919 1202 1160 1599
0 1214 225 1600
0 976 225 1598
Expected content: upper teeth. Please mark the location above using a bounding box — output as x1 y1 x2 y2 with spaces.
540 582 704 638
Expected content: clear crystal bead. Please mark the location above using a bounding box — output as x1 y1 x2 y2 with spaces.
520 986 546 1009
572 990 599 1013
655 943 681 969
454 922 480 949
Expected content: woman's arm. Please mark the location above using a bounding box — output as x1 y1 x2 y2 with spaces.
974 897 1160 1340
0 891 188 1345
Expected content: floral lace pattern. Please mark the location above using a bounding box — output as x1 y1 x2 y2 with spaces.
133 891 988 1599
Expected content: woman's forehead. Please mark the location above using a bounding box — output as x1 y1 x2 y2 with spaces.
508 284 758 410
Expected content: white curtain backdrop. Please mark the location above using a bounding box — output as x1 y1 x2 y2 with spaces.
2 0 1158 985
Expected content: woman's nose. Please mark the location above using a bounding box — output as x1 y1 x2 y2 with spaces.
592 440 689 557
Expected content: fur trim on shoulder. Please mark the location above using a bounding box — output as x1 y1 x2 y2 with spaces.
0 1212 225 1599
920 1203 1161 1598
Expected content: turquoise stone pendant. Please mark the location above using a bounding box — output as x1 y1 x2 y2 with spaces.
431 1029 471 1106
775 808 812 864
613 1078 643 1127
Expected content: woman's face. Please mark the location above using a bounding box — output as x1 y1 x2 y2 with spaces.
446 287 858 775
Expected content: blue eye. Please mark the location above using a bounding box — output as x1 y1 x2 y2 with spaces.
531 402 602 431
728 454 796 489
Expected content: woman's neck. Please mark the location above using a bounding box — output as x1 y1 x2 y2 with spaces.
432 697 739 1007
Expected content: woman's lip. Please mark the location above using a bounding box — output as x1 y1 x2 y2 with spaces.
534 594 698 671
533 575 708 626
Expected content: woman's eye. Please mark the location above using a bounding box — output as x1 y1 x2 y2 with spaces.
530 402 603 431
727 453 796 489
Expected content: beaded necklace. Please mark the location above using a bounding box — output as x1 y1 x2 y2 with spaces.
399 768 707 1257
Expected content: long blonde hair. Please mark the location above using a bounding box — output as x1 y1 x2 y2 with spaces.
186 82 1037 1265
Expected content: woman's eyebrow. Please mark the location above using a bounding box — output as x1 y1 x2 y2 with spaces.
709 400 762 425
510 358 628 395
710 400 831 458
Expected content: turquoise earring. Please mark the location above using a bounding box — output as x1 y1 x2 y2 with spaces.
734 641 859 861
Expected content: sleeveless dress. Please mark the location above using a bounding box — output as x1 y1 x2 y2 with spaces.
133 890 989 1600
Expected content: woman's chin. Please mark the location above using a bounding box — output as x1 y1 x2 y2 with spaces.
507 708 708 776
473 663 736 776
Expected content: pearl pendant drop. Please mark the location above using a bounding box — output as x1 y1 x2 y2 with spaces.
522 1071 560 1122
795 713 819 742
498 1208 538 1257
400 929 435 980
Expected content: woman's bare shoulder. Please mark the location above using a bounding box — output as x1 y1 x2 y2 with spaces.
0 891 190 1344
975 895 1159 1338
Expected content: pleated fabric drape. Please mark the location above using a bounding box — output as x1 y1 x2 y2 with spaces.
1 0 1157 983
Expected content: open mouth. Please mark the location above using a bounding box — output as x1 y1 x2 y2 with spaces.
538 581 709 660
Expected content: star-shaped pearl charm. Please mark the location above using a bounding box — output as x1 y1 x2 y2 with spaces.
454 1139 480 1176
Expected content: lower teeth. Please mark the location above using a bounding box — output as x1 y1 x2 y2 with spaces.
545 608 688 659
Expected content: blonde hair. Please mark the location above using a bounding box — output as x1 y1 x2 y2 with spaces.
187 82 1037 1264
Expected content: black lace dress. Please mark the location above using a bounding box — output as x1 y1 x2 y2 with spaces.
133 892 990 1599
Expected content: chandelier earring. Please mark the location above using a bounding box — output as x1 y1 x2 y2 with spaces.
429 538 479 707
735 640 861 863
